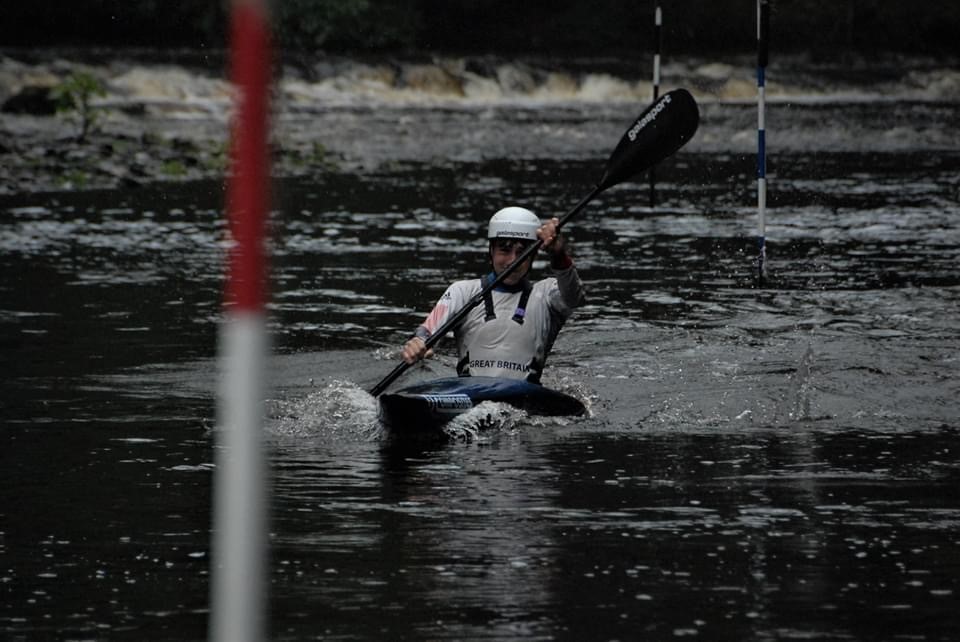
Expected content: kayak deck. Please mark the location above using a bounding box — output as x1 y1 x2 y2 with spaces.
378 376 585 437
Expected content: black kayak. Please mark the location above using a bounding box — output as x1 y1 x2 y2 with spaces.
379 376 585 437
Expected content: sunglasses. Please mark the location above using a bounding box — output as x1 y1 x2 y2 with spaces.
493 239 534 254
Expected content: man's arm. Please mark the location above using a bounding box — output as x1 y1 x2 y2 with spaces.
539 217 585 310
399 284 461 364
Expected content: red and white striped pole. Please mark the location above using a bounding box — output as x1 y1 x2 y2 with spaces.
210 1 272 640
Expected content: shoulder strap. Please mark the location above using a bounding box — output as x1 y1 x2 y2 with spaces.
482 275 533 324
511 280 533 325
481 277 496 321
456 353 470 376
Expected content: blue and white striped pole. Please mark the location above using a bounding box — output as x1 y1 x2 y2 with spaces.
648 3 662 208
653 4 662 102
756 0 770 283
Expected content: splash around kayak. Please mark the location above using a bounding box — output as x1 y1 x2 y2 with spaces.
378 376 586 438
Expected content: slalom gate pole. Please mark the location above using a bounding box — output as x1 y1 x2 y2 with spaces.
210 1 272 641
756 0 770 284
653 4 662 101
648 3 662 208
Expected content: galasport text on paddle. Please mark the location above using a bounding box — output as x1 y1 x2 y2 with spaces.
370 88 701 397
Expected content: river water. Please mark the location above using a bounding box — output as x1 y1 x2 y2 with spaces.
2 56 960 640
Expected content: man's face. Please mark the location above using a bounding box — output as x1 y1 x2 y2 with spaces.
491 238 535 285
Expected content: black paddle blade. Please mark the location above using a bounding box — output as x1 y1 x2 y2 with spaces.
598 88 700 191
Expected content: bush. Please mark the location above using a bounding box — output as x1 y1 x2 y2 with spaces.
52 72 107 142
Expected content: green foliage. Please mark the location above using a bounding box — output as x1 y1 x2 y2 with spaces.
2 0 959 55
161 160 188 177
276 0 422 52
0 1 227 47
204 141 229 172
52 72 107 142
309 141 340 170
60 170 90 189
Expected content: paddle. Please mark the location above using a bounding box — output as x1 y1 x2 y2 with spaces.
370 88 700 397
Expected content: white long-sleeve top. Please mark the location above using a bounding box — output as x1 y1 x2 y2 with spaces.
414 265 585 383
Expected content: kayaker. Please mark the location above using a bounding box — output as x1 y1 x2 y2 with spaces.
399 206 585 383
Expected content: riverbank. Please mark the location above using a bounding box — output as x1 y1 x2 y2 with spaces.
0 110 349 195
2 49 959 194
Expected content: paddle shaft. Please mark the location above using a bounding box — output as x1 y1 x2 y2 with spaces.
369 186 600 397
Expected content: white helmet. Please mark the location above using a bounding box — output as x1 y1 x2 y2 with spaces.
487 206 540 241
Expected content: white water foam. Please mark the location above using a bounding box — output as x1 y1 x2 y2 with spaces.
440 401 521 441
269 379 382 441
5 54 958 118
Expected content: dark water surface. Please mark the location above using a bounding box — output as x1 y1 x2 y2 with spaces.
2 99 960 640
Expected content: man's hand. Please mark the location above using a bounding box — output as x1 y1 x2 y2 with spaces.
400 336 433 364
538 217 573 269
537 217 565 255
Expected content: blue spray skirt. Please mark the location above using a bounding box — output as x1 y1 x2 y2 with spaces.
378 376 585 436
